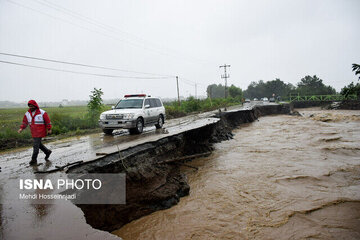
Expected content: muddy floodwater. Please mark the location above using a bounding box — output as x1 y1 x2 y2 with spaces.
113 108 360 240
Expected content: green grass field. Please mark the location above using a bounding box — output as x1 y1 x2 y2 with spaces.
0 105 111 150
0 106 97 133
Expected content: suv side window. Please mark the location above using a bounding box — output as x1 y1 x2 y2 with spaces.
149 99 157 108
145 99 151 108
155 98 162 107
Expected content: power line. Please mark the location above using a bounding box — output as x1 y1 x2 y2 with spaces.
4 0 176 60
0 60 172 79
4 0 155 51
0 51 208 93
1 59 206 99
181 77 207 87
0 52 174 77
34 0 154 48
5 0 216 66
178 79 195 87
179 78 196 86
33 0 217 66
177 77 201 99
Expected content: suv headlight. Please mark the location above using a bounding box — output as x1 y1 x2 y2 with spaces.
100 114 106 120
123 113 135 119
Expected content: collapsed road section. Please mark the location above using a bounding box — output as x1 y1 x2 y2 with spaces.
67 104 290 232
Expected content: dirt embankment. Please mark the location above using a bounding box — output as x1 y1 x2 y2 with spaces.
337 100 360 110
68 104 290 232
291 101 333 108
291 100 360 110
0 138 33 151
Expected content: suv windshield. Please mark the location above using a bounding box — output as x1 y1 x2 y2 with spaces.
115 99 144 109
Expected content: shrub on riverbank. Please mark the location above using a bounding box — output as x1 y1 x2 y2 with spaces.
165 96 242 119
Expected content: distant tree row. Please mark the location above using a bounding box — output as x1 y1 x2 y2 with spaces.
206 63 360 100
205 75 337 101
206 84 243 100
243 75 336 99
243 78 294 99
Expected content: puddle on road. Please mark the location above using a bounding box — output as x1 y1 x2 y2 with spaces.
0 126 164 181
113 109 360 239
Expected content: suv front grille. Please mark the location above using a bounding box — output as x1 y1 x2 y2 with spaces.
106 114 123 120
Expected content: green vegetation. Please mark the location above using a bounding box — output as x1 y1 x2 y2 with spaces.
243 76 336 100
87 88 105 126
206 84 243 99
340 64 360 99
228 85 243 99
341 82 360 99
295 75 336 96
165 96 242 119
0 88 109 151
0 105 112 150
0 107 33 145
244 79 294 99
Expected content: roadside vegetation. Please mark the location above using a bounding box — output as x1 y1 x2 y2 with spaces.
0 105 111 151
0 88 109 151
165 96 243 119
165 84 243 118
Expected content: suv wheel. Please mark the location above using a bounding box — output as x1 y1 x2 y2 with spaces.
103 129 113 135
155 115 164 129
131 118 143 134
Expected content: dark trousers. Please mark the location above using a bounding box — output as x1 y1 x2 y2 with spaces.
32 138 50 161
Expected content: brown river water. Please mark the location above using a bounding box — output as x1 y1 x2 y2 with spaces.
112 108 360 240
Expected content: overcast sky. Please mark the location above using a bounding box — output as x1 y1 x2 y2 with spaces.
0 0 359 102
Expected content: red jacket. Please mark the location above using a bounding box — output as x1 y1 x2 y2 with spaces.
20 100 52 138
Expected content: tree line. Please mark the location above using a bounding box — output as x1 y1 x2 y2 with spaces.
206 84 243 100
206 67 360 100
243 75 338 100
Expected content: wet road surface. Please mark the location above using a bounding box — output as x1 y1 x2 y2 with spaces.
113 108 360 240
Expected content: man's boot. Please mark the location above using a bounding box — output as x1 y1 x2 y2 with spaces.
29 159 37 165
45 150 52 161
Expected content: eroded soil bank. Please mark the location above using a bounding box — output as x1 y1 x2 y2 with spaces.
292 100 360 110
68 104 290 232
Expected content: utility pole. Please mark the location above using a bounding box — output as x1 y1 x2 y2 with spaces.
195 83 197 99
176 76 180 105
220 64 230 111
219 64 230 99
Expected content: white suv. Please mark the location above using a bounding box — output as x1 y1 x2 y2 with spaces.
99 94 166 135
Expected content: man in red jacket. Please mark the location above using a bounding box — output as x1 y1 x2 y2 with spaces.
18 100 52 165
